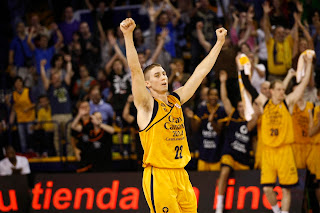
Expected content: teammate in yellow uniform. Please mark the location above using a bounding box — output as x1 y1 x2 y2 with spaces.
309 104 320 208
292 100 314 169
240 53 313 213
120 18 227 212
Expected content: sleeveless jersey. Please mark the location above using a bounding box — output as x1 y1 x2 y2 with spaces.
222 109 251 165
12 88 35 123
292 102 314 144
139 93 191 168
312 105 320 144
195 104 226 162
261 100 294 147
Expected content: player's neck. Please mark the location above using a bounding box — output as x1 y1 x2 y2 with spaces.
152 92 169 105
271 97 282 105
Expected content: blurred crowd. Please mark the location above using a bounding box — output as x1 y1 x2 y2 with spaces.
0 0 320 175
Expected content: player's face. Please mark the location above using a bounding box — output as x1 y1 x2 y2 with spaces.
208 89 218 106
271 82 285 101
147 66 168 93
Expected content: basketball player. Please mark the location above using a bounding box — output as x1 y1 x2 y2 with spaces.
240 53 313 213
215 70 260 213
120 18 227 212
309 100 320 209
188 87 226 171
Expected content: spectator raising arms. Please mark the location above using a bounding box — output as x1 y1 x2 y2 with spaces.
40 55 73 156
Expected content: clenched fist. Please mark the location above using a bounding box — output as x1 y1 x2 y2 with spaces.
216 28 227 43
120 18 136 35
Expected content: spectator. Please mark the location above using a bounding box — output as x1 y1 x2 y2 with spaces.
79 22 100 74
70 101 91 171
230 6 256 51
156 0 181 58
71 109 115 172
40 55 73 156
10 76 35 153
292 5 314 70
262 1 296 81
85 0 116 31
248 52 266 93
72 64 97 100
89 86 114 125
8 22 33 82
26 14 50 39
58 6 80 45
256 18 269 76
0 146 30 176
33 95 54 157
48 54 65 78
27 24 63 75
190 0 220 72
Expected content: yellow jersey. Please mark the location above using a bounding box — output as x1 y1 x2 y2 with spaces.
312 105 320 144
266 35 293 75
261 100 294 147
292 102 313 144
139 93 191 168
12 88 35 123
37 107 54 132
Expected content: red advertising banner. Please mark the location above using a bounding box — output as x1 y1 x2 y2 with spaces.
0 170 306 212
0 175 30 213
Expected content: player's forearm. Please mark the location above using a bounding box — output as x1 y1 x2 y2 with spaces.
123 34 142 73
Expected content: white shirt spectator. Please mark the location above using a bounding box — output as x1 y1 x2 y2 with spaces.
0 155 31 176
251 64 266 93
257 29 268 61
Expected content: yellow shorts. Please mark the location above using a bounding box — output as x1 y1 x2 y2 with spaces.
292 143 312 169
307 144 320 181
143 166 197 213
261 145 298 187
198 159 220 171
221 155 250 170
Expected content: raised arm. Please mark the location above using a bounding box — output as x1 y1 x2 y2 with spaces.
219 70 233 115
174 28 227 104
97 20 106 44
196 21 212 53
282 68 296 90
71 110 86 132
91 114 115 134
64 54 74 86
40 59 50 91
108 32 128 69
286 53 313 106
164 0 181 27
262 1 272 42
120 18 153 111
27 27 36 51
149 28 168 63
52 23 64 50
